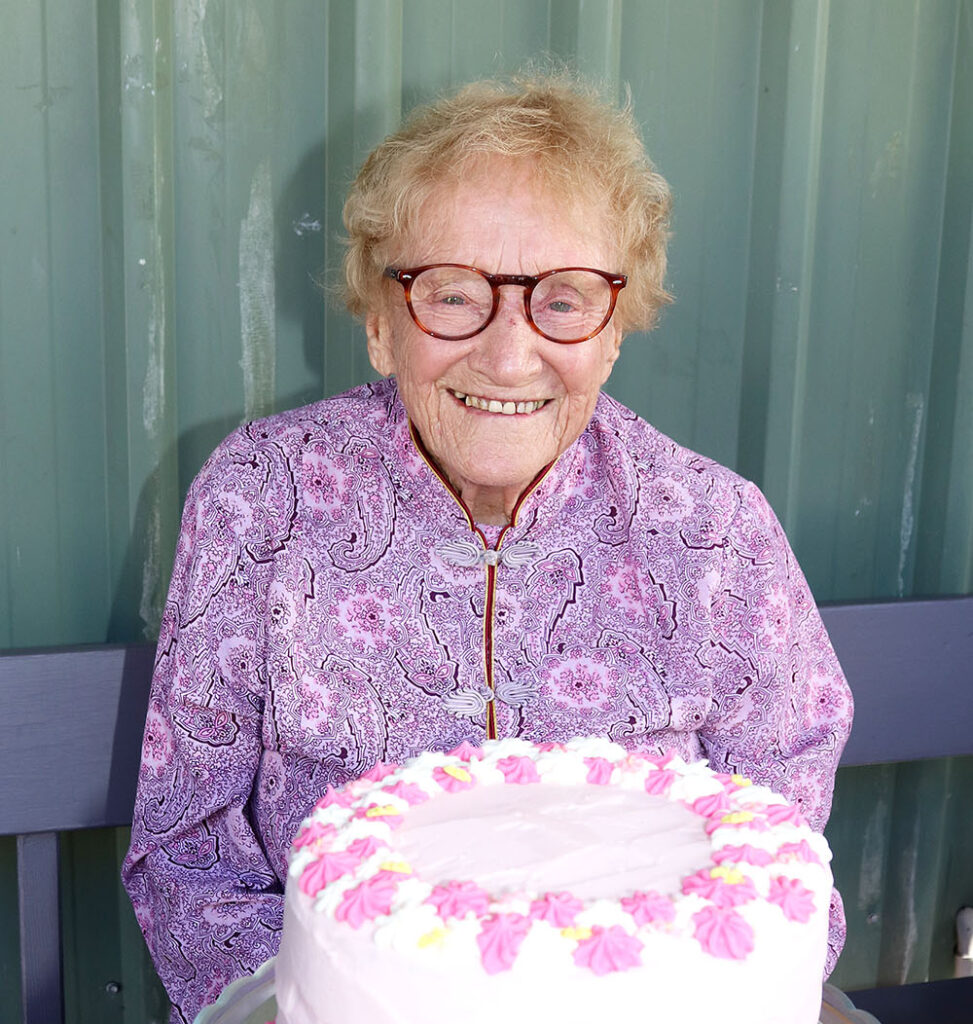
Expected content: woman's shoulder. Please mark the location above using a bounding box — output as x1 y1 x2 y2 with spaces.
188 379 401 498
235 378 396 442
591 391 749 491
587 392 782 547
204 379 397 460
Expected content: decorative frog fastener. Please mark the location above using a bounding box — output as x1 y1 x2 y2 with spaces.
436 539 541 569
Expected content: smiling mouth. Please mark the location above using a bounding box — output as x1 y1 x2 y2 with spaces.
449 389 548 415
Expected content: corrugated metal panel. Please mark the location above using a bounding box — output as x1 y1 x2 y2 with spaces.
1 1 970 1017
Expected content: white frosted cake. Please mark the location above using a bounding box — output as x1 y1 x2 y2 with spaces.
276 737 833 1024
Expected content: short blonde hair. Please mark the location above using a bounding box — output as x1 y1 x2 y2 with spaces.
342 74 672 334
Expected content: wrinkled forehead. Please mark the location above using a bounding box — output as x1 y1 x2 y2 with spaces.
390 155 617 270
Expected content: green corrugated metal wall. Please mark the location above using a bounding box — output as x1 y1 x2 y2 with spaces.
1 0 971 1019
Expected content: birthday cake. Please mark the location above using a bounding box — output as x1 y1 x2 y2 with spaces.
275 737 833 1024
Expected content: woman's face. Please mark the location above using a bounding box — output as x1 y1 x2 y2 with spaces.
366 161 622 524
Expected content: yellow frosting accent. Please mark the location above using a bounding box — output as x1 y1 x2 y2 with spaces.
730 774 751 787
721 811 755 824
418 927 448 948
560 927 593 941
365 804 401 818
378 860 412 874
710 866 745 884
442 765 472 783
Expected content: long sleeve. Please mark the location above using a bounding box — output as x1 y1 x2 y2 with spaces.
122 432 286 1023
700 480 853 973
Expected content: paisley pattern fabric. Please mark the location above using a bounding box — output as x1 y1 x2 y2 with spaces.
122 378 853 1022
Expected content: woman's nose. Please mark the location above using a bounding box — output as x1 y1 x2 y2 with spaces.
470 287 541 377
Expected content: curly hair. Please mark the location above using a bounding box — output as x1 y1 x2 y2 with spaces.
342 73 672 334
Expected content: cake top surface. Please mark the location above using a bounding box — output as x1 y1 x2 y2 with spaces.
394 781 710 900
286 736 832 974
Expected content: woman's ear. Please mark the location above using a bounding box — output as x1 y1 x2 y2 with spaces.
366 312 396 377
601 324 624 379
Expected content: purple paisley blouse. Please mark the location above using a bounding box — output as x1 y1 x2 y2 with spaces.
122 378 853 1022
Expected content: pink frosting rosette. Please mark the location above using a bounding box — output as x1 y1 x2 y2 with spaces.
497 755 542 785
764 802 808 828
682 868 758 908
426 880 491 920
346 836 385 860
643 769 676 796
298 835 388 897
299 848 362 896
476 913 532 974
291 819 336 850
768 876 816 922
776 839 821 864
529 891 584 927
711 843 775 867
334 873 400 929
584 757 615 785
360 762 397 783
448 740 484 762
642 751 676 770
433 764 476 792
572 925 644 975
313 785 355 811
380 780 430 806
689 791 732 818
692 906 755 959
620 889 675 926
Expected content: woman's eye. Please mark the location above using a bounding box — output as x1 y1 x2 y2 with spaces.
424 287 471 306
547 299 575 313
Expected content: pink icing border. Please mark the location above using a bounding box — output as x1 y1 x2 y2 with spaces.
290 741 828 973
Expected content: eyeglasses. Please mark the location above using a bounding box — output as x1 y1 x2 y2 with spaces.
384 264 627 344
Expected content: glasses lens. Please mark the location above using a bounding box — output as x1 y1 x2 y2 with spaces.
530 270 613 341
408 267 493 338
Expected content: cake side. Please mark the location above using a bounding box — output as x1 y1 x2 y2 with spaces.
276 737 833 1024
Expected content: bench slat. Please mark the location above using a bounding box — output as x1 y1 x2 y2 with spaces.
0 644 155 835
850 976 973 1024
822 597 973 766
17 833 63 1024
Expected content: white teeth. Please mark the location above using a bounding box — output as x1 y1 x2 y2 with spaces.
452 390 546 414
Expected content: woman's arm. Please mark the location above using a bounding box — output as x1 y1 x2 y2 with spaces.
122 429 287 1022
701 480 854 973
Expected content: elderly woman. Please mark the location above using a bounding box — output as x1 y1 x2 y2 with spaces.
123 76 852 1022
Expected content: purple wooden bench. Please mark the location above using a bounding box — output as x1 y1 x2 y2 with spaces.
2 597 971 1024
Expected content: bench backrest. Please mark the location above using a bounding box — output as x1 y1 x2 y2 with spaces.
1 596 972 1023
1 643 154 1023
821 597 973 764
